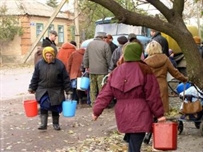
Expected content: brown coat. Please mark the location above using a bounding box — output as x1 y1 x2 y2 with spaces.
144 54 187 113
57 42 76 68
67 48 85 79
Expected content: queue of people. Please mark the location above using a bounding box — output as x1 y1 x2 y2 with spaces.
29 29 200 152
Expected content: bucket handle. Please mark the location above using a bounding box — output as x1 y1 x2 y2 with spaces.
81 71 89 78
22 92 36 103
101 75 109 86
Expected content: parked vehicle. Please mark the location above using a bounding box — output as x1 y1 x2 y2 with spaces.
81 17 151 50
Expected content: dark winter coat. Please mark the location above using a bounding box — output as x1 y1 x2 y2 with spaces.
109 45 123 72
42 37 58 55
152 32 169 57
93 61 164 133
109 41 118 53
34 38 58 65
29 59 72 106
198 46 203 58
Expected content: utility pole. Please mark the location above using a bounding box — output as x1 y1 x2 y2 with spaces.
23 0 68 63
74 0 80 48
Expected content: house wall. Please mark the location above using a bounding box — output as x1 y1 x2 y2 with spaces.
29 16 72 46
1 15 73 64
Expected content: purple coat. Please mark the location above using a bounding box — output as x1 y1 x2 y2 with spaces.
93 61 164 133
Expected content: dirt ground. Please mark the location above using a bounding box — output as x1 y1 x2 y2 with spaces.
0 64 203 152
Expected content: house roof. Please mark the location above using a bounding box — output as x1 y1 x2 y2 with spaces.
0 0 73 19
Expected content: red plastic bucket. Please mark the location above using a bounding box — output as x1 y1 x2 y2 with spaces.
153 122 178 150
24 100 38 117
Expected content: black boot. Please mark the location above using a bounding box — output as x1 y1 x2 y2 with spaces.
52 116 61 130
38 114 48 130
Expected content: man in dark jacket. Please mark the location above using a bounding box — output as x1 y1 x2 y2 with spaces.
83 32 112 106
34 30 58 65
42 30 58 54
109 36 128 72
104 34 118 53
150 29 169 57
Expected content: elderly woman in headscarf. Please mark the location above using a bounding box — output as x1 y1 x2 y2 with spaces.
92 42 166 152
28 46 72 131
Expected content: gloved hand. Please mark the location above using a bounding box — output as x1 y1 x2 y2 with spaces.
28 88 35 94
66 91 73 100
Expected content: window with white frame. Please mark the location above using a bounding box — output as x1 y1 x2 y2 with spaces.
36 23 44 41
48 24 54 36
58 25 64 43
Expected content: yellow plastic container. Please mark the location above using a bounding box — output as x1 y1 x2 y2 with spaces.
162 25 199 54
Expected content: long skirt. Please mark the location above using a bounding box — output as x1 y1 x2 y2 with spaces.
39 93 62 113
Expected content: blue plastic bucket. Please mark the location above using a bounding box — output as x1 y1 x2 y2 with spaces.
80 76 90 90
176 82 191 94
62 100 77 117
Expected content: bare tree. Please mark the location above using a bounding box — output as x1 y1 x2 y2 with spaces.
0 5 23 63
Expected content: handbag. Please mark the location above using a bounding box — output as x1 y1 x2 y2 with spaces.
181 100 202 114
181 83 202 114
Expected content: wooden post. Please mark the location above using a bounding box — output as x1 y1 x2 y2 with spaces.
23 0 68 63
74 0 80 48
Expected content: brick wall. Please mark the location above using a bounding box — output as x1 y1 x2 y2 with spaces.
20 15 31 55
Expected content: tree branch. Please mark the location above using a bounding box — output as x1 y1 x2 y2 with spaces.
173 0 184 17
146 0 173 21
88 0 174 34
88 0 127 22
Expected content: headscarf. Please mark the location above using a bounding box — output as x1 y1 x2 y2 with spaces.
123 42 142 62
42 46 55 63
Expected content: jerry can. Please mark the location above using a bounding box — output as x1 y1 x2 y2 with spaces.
153 122 178 150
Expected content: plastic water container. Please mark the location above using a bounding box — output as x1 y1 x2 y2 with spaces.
23 100 38 117
77 77 85 91
153 122 178 150
176 82 191 94
62 100 77 117
80 72 90 90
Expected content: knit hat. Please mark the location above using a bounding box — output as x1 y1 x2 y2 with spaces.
128 33 137 41
123 42 142 62
42 46 55 63
117 36 128 45
95 32 106 38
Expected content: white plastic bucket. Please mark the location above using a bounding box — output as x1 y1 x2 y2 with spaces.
77 77 85 91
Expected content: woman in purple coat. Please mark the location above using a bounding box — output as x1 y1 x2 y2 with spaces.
92 42 166 152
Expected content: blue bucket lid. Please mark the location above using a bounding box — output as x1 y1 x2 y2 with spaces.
176 82 191 94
